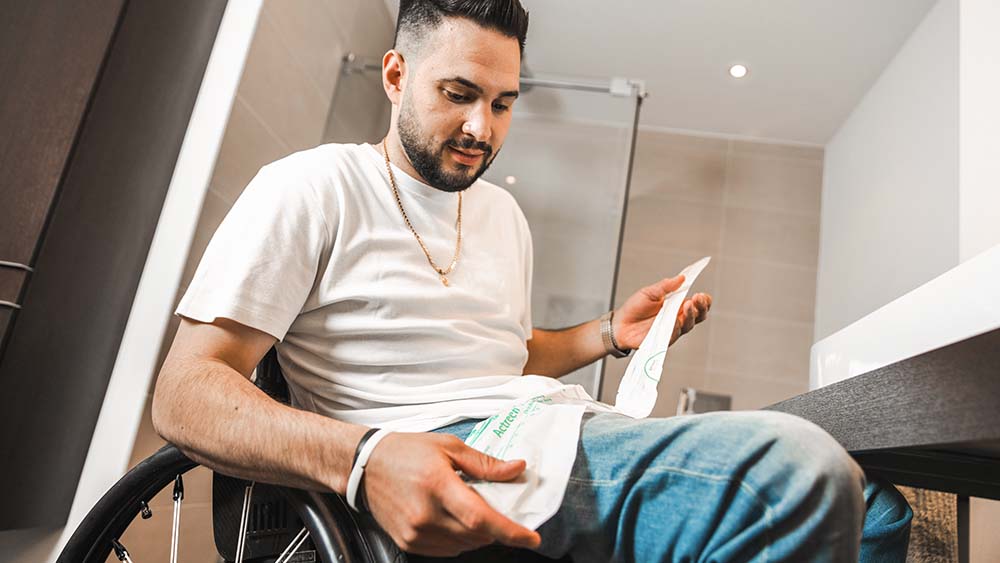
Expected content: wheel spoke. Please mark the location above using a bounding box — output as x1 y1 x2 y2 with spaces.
170 475 184 563
111 538 135 563
235 481 255 563
275 526 310 563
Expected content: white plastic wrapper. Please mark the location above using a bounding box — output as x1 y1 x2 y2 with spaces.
461 256 712 530
462 394 586 530
614 256 712 418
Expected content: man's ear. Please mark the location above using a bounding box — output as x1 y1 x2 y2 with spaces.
382 49 407 105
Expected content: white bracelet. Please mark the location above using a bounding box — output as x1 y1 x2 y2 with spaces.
345 428 392 511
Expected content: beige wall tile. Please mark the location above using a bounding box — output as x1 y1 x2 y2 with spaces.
536 293 607 330
614 245 719 306
599 357 708 417
498 117 628 220
612 245 718 376
617 134 822 411
702 370 807 411
532 231 618 310
324 73 390 145
707 313 813 383
652 365 709 418
600 244 717 369
346 0 395 58
495 165 626 252
729 140 824 162
211 97 290 204
263 1 348 98
631 129 728 204
971 499 1000 562
725 154 823 216
180 188 231 291
623 195 723 255
598 355 627 403
664 316 712 370
714 258 816 323
721 206 820 268
318 0 364 43
238 12 331 151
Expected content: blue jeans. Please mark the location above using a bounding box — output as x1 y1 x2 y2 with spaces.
433 410 912 563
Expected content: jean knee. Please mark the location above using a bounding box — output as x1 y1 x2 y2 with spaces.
750 412 866 517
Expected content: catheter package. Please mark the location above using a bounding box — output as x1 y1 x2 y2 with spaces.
463 257 712 529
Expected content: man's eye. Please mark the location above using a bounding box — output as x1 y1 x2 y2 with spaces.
444 90 469 102
493 103 510 113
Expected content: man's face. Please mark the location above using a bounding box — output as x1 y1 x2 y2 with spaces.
397 18 521 192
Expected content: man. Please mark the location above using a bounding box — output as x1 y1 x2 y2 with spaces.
152 0 912 561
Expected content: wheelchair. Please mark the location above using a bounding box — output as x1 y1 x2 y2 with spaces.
57 347 570 563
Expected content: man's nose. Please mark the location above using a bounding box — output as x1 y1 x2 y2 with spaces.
461 102 492 143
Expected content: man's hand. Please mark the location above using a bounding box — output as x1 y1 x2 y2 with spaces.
363 432 542 557
613 275 713 350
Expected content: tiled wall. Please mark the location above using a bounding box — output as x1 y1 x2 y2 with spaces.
601 130 824 417
486 112 635 394
120 1 394 559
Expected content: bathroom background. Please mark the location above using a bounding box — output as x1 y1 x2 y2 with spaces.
2 0 996 561
127 0 999 560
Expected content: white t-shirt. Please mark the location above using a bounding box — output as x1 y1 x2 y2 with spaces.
176 142 570 430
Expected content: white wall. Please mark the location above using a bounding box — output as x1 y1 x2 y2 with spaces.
814 0 959 342
959 0 1000 261
816 0 1000 560
958 2 1000 558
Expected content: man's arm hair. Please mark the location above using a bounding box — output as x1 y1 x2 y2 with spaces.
152 316 541 555
151 317 365 494
521 321 606 378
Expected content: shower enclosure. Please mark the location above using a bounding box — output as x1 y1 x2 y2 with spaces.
324 54 645 399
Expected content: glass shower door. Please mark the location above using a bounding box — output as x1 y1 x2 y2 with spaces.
483 79 641 396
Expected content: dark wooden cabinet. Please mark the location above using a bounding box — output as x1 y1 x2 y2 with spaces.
0 308 12 352
0 0 228 530
0 0 125 354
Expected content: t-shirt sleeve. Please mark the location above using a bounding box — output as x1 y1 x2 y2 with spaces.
175 164 330 341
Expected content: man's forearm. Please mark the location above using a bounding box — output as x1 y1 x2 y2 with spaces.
522 319 608 378
151 354 366 494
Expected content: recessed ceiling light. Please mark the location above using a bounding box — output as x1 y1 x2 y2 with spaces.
505 175 517 185
729 64 748 79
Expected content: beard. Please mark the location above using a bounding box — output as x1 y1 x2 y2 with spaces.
397 93 498 193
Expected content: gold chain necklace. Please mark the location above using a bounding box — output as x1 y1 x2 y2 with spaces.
380 138 462 287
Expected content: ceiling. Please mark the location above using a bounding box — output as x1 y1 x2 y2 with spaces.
382 0 938 145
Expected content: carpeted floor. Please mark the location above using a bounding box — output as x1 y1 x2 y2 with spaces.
899 486 957 562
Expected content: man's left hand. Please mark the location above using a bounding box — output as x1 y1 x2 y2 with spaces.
612 275 713 351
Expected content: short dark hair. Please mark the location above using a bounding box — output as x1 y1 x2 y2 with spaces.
394 0 530 58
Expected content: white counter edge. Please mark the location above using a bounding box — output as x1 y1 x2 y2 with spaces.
811 243 1000 390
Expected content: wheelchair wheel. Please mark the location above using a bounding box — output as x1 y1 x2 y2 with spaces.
56 443 366 563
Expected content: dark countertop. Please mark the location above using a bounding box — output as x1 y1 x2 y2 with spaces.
766 327 1000 500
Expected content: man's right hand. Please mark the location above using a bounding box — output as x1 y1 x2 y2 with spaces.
363 432 543 557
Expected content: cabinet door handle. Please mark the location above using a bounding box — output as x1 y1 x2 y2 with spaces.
0 300 20 310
